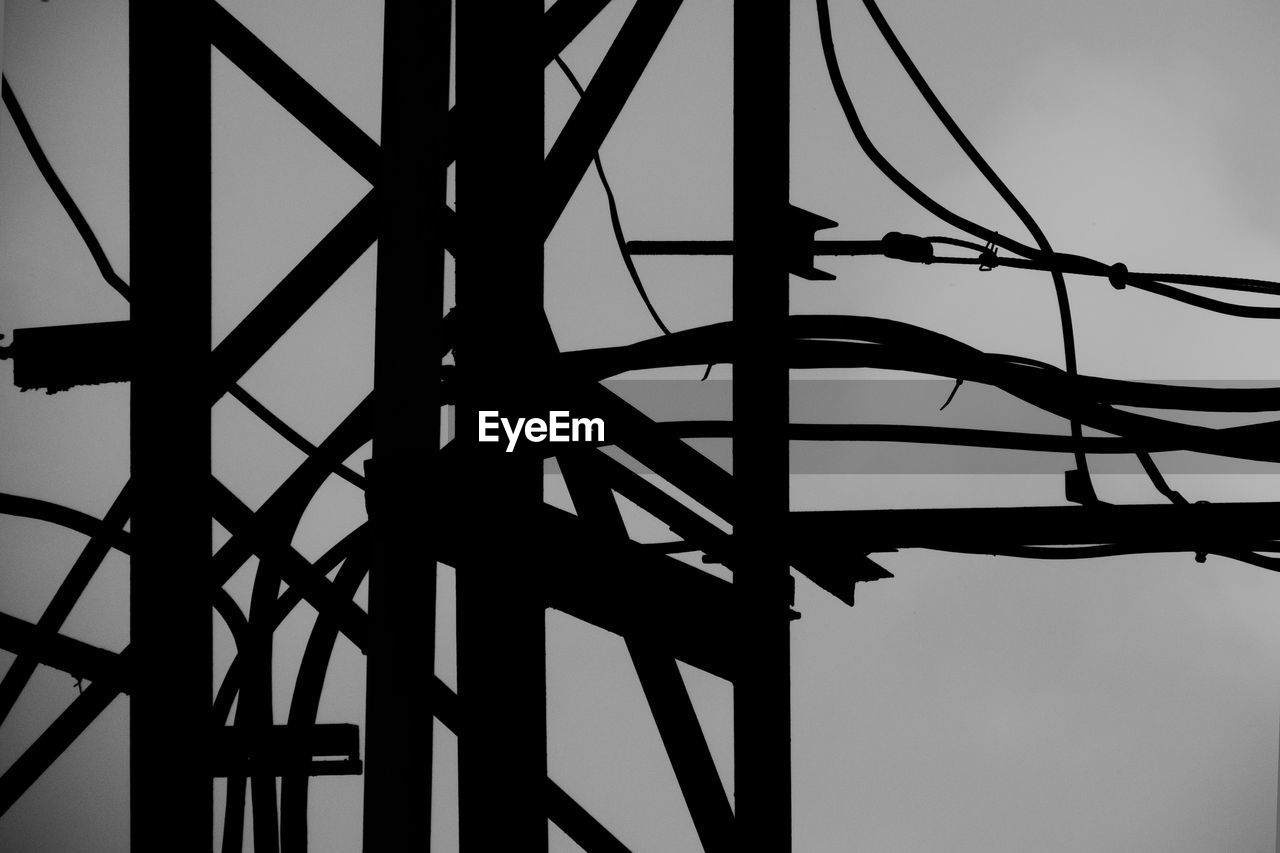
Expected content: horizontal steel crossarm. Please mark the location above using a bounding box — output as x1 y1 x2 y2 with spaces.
435 500 739 681
792 501 1280 553
539 507 738 681
565 383 885 600
626 239 886 256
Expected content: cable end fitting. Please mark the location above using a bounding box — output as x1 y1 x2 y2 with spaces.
1108 262 1129 290
881 231 934 264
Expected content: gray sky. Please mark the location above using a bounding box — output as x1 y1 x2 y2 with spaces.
4 0 1280 851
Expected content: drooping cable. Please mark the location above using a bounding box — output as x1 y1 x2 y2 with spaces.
1 78 129 299
813 2 1040 258
934 542 1280 569
554 56 672 337
818 0 1096 499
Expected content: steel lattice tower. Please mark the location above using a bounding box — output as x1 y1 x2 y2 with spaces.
5 2 1280 851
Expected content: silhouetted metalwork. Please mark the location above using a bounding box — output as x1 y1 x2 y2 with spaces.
732 3 793 852
5 1 1280 851
360 1 450 850
454 1 549 851
127 3 214 851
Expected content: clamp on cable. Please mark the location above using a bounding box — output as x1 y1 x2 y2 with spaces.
977 238 999 271
1108 262 1129 290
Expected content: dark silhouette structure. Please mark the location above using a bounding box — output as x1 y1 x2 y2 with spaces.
5 1 1280 850
129 3 213 850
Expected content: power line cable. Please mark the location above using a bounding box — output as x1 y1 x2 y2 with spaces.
819 0 1096 499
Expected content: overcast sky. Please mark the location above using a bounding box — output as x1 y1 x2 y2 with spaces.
4 0 1280 851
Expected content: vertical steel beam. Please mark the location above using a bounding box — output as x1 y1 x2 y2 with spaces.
129 2 212 851
733 1 792 850
455 1 548 851
362 0 451 850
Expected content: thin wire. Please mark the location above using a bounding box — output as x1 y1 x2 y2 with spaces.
1148 270 1280 295
842 0 1096 498
1135 452 1189 505
925 235 989 254
923 233 1280 300
1 78 129 299
935 543 1280 570
920 253 1280 314
938 378 962 410
813 2 1041 260
1124 278 1280 319
553 56 672 337
827 6 1280 324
